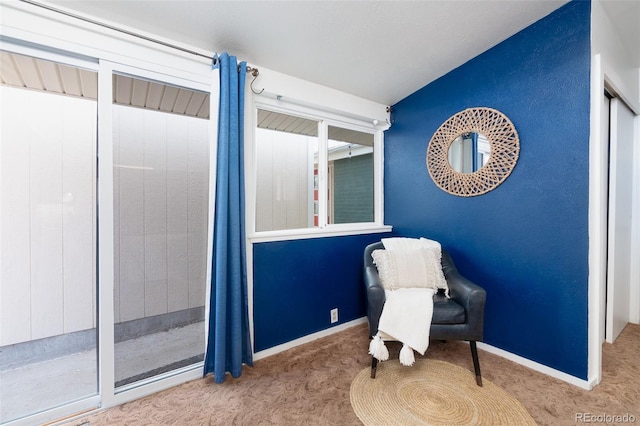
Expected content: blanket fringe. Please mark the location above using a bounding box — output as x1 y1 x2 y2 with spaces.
368 334 389 361
399 344 415 366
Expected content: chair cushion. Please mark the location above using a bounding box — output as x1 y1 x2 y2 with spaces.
432 293 466 324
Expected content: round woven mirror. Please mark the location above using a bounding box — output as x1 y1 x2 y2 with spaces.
426 107 519 197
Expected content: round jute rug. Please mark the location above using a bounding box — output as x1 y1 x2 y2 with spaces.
350 359 537 426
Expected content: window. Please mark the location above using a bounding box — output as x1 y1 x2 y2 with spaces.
327 126 374 225
254 107 382 235
255 110 319 232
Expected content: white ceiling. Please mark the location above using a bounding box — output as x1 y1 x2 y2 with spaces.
43 1 639 106
599 0 640 68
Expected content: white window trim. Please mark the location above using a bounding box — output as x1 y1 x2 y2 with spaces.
248 97 390 243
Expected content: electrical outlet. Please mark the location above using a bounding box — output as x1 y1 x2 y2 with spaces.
330 308 339 324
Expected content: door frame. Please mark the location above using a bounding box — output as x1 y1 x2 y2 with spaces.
589 54 640 388
604 96 635 343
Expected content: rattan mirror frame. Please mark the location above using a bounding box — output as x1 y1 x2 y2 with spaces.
426 107 519 197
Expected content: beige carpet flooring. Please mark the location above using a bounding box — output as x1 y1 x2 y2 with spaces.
67 323 639 426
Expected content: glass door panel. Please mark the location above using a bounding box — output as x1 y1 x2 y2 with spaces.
0 51 98 422
112 73 209 388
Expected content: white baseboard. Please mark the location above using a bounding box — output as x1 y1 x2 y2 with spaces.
253 317 367 361
252 318 596 390
476 342 595 390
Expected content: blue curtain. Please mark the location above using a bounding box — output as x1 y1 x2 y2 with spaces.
204 52 253 383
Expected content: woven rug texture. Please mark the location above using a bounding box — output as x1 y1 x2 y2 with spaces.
350 358 536 426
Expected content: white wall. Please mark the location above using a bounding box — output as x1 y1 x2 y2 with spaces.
591 1 640 113
252 67 390 127
113 105 209 323
1 87 96 346
589 0 640 385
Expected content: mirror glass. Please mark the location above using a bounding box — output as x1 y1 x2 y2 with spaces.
427 107 519 197
447 132 491 173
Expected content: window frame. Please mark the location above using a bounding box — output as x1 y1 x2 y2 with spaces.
249 98 390 243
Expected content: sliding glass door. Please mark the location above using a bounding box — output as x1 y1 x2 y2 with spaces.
1 49 213 422
0 50 99 422
111 72 210 390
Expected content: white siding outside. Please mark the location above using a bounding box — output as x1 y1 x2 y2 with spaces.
255 129 314 232
1 86 97 346
0 89 209 346
113 105 209 323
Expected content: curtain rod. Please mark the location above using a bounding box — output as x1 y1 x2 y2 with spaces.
18 0 260 76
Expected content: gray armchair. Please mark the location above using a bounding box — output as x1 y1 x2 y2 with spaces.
363 241 486 386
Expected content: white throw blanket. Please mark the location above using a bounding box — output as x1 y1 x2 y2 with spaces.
379 288 434 354
369 237 442 366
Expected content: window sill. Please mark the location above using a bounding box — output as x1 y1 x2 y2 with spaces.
249 224 393 244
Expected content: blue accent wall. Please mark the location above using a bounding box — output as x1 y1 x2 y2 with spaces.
253 233 389 352
385 1 591 379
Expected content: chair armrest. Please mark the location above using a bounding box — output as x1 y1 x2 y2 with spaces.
445 269 486 337
364 265 386 337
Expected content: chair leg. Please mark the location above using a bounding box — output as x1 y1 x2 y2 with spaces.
371 356 378 378
470 341 482 386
